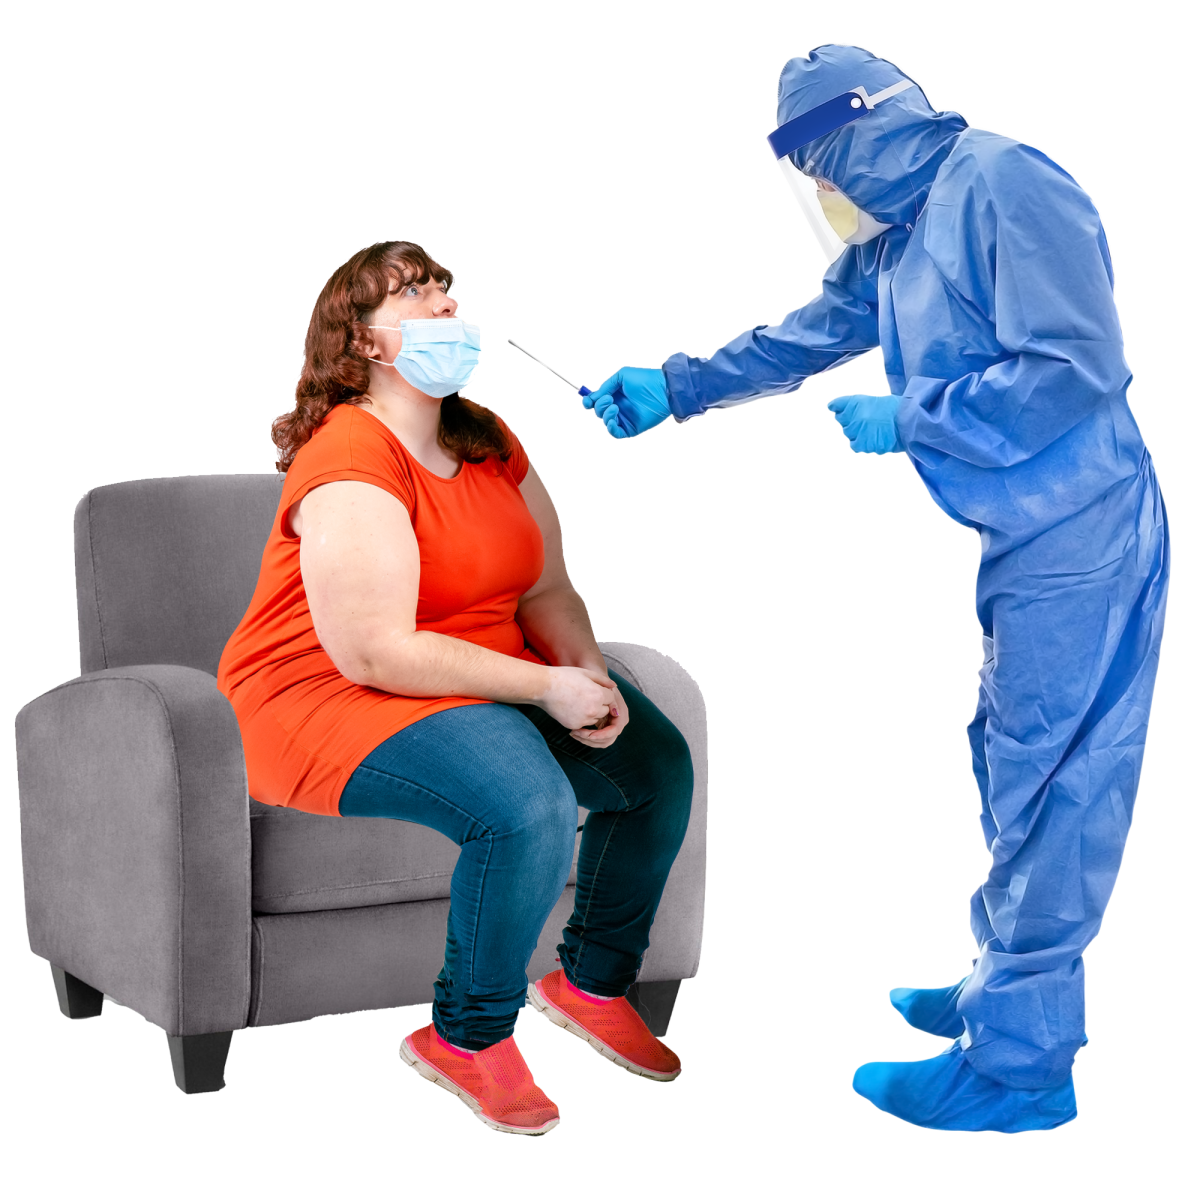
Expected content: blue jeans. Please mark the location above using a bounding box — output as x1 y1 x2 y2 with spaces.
338 671 693 1051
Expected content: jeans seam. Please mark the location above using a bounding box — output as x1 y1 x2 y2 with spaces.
467 831 494 994
556 739 638 984
574 811 623 965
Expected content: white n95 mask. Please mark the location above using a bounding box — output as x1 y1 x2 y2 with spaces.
816 186 893 246
367 317 481 398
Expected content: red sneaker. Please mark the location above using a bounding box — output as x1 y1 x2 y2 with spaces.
400 1024 560 1135
528 970 681 1081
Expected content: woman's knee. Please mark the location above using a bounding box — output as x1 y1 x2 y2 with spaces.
476 709 577 836
645 717 694 806
492 767 578 860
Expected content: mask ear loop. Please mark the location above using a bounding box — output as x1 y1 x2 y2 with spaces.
355 324 393 369
357 321 408 370
366 319 467 333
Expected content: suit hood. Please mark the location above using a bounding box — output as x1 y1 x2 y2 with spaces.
778 45 968 227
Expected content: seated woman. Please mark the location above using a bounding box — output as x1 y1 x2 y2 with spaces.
217 241 693 1136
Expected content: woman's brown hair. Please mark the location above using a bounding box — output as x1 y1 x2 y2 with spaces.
272 241 511 472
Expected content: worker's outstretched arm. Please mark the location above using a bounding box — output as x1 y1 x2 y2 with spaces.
586 240 885 437
661 239 886 420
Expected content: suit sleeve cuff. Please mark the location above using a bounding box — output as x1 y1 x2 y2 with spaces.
663 353 706 422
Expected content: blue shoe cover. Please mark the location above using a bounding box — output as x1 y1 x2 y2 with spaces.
889 979 967 1038
889 980 1089 1048
852 1041 1077 1132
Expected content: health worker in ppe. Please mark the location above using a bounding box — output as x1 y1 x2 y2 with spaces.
584 44 1170 1133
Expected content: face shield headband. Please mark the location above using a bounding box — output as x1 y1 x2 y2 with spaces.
767 79 916 263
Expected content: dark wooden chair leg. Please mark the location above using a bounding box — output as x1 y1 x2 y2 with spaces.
627 979 681 1037
167 1031 233 1094
50 961 232 1093
51 964 104 1019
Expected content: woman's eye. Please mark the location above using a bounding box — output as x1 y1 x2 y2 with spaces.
406 285 420 297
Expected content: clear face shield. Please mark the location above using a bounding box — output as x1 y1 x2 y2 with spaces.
768 80 915 264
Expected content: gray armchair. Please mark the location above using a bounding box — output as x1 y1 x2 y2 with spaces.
15 476 707 1093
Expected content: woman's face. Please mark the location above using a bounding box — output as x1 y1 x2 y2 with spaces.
365 271 458 364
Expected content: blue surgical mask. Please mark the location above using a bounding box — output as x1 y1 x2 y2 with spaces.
367 317 481 398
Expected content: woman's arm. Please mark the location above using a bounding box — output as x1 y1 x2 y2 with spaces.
518 583 609 676
516 466 606 673
294 480 614 730
517 465 629 747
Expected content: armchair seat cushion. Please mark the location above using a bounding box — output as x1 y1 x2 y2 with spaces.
250 799 585 915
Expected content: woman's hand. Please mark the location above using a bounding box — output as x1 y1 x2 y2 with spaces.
570 682 629 750
537 666 616 731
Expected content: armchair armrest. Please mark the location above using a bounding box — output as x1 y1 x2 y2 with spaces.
598 641 707 754
16 665 251 1036
598 642 707 981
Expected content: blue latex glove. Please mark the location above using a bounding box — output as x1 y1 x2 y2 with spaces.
584 367 670 438
828 393 902 454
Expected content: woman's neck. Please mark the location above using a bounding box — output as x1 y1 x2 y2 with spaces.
360 372 461 479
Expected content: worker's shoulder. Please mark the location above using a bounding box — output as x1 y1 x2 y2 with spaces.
940 129 1083 200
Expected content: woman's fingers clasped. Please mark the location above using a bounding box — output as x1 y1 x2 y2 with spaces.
571 687 628 749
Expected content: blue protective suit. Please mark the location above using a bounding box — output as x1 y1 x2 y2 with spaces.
664 45 1170 1091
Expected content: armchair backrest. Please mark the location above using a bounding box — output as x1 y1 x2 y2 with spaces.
75 474 286 675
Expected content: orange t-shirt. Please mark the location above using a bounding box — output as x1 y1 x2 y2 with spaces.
217 402 546 817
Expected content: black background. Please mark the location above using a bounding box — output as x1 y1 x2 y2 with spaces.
18 32 1180 1147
